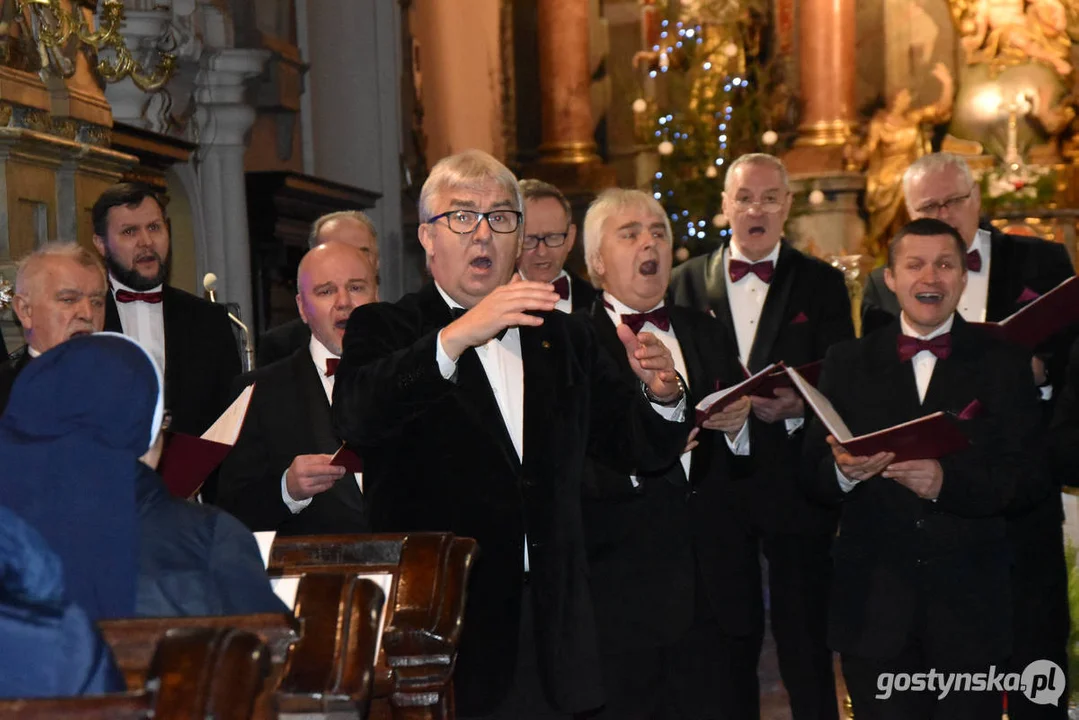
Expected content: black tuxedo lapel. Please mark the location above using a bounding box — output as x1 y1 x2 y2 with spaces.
589 299 633 375
668 306 705 395
292 350 339 455
703 247 736 338
520 318 567 472
921 316 981 414
986 231 1017 321
747 242 798 372
104 293 122 333
863 323 924 429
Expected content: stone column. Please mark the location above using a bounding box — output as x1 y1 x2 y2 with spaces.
192 47 268 327
535 0 600 165
784 0 856 173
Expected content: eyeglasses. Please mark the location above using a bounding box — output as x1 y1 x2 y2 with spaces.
523 231 569 250
427 209 522 235
730 195 789 214
913 186 975 216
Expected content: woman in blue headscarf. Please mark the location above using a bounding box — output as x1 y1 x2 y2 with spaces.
0 332 286 619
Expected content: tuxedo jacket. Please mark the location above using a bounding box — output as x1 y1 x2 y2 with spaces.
567 271 598 312
216 348 368 535
668 240 855 533
583 300 761 648
0 346 31 414
257 317 310 368
330 283 691 716
105 286 241 437
802 317 1048 664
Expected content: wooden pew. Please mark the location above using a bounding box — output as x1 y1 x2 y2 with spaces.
0 627 270 720
99 573 385 720
267 533 478 720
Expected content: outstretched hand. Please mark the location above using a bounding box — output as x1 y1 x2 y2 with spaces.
617 324 682 403
440 274 559 360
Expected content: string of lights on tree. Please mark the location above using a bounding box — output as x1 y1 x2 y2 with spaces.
633 1 795 261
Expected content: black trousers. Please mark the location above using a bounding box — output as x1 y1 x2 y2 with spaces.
759 531 839 720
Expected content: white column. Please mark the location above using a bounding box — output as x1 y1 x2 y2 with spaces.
305 0 405 299
192 47 268 326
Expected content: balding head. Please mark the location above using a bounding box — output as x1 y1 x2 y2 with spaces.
296 241 378 356
309 212 379 269
13 243 107 354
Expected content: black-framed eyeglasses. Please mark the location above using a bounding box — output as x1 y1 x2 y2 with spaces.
522 231 569 250
427 209 523 235
914 186 975 216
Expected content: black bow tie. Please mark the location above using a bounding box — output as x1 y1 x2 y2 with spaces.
449 307 508 341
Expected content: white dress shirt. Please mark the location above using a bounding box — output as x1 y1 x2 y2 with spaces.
957 229 991 323
836 313 955 492
602 292 749 484
110 276 166 376
725 241 803 434
280 335 364 513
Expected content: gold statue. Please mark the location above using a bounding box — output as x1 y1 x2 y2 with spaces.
846 63 954 259
952 0 1072 76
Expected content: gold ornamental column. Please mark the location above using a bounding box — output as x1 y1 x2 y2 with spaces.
783 0 856 173
535 0 600 165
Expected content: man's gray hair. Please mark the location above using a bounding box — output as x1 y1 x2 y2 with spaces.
308 211 379 252
723 153 790 193
583 188 673 286
418 150 523 227
902 152 975 200
15 241 106 296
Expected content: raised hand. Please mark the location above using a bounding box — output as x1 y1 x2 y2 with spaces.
616 324 683 403
440 274 560 360
285 453 347 501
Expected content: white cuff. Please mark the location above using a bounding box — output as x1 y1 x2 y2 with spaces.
1040 384 1053 402
835 463 859 493
785 416 805 435
650 394 687 422
435 330 458 379
281 469 313 514
725 419 751 456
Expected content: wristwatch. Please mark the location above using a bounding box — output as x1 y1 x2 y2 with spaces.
642 373 687 407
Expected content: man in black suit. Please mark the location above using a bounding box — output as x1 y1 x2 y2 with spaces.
517 178 597 312
860 152 1073 719
803 218 1050 719
257 210 380 367
668 152 853 720
332 150 691 719
92 183 241 440
217 241 376 534
0 243 107 411
579 188 758 718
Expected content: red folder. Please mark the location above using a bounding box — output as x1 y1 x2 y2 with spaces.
969 276 1079 348
158 432 233 499
694 364 778 424
751 360 825 397
840 413 970 463
330 444 364 473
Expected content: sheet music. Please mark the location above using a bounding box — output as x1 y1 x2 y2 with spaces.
694 363 778 415
253 531 276 569
787 367 853 442
202 384 254 445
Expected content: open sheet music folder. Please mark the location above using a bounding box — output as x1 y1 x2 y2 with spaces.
970 276 1079 348
158 385 254 498
787 367 969 463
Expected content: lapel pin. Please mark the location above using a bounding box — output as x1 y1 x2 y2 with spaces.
541 340 551 349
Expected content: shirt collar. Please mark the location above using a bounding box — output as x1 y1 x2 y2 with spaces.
26 345 40 359
518 268 569 284
109 275 163 295
969 228 990 257
434 282 465 312
729 238 781 265
602 291 665 316
308 333 338 372
899 312 954 341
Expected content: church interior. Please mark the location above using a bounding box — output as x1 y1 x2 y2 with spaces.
3 0 1079 718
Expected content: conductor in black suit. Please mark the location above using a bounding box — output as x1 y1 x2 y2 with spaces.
517 179 597 312
0 243 108 411
331 150 691 719
92 183 241 438
579 188 758 719
668 152 853 720
803 218 1050 719
217 241 377 534
257 210 380 367
860 153 1073 720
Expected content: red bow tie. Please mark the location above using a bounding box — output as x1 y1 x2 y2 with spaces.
896 333 952 363
966 249 982 272
728 259 775 283
621 307 670 334
115 289 163 304
552 275 570 301
325 358 340 377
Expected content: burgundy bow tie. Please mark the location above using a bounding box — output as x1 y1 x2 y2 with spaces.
621 307 670 334
728 259 775 283
966 249 982 273
896 333 952 363
115 289 163 304
552 275 570 301
325 358 340 377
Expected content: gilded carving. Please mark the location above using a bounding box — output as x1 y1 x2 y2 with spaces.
949 0 1071 76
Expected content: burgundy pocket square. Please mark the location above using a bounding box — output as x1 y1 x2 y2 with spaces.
1016 287 1041 304
957 399 983 421
790 311 809 325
